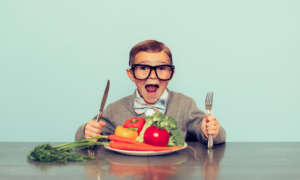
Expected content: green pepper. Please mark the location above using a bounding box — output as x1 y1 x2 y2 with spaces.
123 117 145 135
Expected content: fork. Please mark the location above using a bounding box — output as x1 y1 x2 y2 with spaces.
205 92 214 148
88 148 95 157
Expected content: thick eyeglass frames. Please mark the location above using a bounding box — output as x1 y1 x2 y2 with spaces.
131 64 175 81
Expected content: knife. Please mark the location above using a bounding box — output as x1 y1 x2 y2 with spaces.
96 80 110 122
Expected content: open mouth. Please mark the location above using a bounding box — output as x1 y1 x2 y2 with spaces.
145 84 159 93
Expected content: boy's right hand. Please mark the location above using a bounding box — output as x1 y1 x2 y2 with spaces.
84 120 106 138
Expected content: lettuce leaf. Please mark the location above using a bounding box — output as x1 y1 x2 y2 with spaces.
136 112 185 146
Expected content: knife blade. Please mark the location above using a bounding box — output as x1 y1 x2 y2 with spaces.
96 80 110 122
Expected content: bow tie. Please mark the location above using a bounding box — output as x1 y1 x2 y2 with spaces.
133 90 168 116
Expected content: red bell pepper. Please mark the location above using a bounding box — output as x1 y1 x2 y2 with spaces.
123 117 145 135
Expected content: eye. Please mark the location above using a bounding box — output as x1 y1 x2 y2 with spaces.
158 66 168 70
138 65 149 70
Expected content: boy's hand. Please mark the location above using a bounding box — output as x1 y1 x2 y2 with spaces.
84 120 106 138
201 114 220 139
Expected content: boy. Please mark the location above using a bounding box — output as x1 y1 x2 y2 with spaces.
75 40 226 144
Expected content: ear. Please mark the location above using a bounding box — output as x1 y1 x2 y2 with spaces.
126 68 135 82
170 69 175 80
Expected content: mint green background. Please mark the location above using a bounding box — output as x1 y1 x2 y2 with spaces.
1 0 299 142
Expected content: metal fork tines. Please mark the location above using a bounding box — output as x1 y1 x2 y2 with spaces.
88 149 96 157
205 92 214 148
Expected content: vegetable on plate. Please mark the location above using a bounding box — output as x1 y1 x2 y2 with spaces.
123 117 145 135
143 125 169 146
109 141 180 151
114 125 138 139
136 112 185 146
28 113 185 163
108 134 181 151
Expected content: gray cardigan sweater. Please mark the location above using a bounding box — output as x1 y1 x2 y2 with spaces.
75 90 226 144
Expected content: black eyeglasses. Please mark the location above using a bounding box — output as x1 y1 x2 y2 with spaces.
131 64 175 81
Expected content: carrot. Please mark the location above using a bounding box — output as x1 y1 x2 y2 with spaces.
109 141 181 151
108 135 182 151
108 135 177 148
108 135 146 145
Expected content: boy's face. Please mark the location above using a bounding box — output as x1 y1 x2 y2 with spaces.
127 51 173 104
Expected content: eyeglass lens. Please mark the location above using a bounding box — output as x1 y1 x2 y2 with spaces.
132 64 174 80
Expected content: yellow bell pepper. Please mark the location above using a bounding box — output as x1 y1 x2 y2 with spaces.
114 126 138 139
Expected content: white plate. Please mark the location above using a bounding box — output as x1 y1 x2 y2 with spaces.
104 143 188 156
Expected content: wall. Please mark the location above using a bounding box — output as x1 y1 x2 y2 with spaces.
0 0 299 142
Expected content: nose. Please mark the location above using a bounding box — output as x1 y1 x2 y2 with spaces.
149 69 158 79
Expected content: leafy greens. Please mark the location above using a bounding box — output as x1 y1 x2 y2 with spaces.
28 135 108 163
136 112 185 146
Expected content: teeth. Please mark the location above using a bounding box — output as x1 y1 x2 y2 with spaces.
145 84 159 92
145 84 159 88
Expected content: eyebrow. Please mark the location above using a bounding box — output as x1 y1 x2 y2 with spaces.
138 60 170 64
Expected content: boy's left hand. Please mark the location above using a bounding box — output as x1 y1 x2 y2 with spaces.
201 114 220 139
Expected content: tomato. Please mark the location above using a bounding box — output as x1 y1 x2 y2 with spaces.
143 126 169 146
